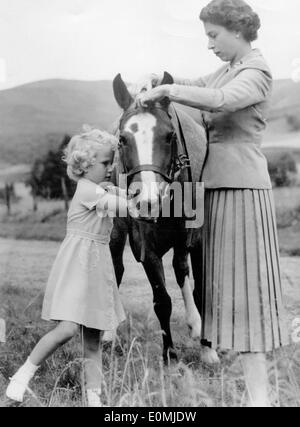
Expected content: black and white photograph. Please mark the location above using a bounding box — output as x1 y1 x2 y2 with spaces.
0 0 300 409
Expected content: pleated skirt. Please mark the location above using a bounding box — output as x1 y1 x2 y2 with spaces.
200 189 290 353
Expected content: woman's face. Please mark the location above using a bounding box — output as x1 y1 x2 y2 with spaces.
203 21 241 62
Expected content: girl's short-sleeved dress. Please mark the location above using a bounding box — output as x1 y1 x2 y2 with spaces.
42 178 126 331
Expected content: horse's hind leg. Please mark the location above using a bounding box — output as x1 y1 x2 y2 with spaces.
142 256 177 364
172 247 202 340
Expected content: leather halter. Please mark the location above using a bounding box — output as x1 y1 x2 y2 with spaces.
118 105 189 185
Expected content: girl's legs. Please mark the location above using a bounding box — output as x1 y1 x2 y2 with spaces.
29 321 79 365
241 352 271 407
82 327 103 407
6 321 79 402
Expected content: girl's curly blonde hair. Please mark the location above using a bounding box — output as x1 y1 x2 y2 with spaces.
63 126 117 182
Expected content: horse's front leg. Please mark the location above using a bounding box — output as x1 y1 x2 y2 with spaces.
103 218 128 343
142 255 177 364
109 217 128 287
172 246 202 340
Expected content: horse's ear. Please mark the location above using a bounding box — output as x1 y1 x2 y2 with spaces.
158 72 173 110
160 71 174 86
159 72 174 109
113 74 134 111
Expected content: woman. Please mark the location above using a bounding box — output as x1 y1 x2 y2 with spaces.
138 0 289 407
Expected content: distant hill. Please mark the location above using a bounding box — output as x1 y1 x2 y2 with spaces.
0 79 121 165
0 77 300 165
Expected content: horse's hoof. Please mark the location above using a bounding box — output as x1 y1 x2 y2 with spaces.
200 345 220 365
163 348 178 365
187 316 202 340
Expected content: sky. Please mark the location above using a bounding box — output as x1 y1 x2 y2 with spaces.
0 0 300 90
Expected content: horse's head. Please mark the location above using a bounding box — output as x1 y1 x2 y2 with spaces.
113 72 177 221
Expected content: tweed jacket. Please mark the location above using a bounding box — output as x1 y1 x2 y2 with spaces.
170 49 272 189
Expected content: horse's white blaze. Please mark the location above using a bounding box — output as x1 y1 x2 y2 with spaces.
181 276 202 339
125 114 160 206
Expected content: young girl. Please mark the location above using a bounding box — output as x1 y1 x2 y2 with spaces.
6 128 127 407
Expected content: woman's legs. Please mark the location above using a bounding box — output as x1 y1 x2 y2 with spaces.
241 352 271 407
82 327 103 407
6 321 79 402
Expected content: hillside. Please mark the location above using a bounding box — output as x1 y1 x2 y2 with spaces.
0 79 121 165
0 77 300 165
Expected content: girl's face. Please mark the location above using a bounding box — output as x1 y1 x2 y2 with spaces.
203 21 242 63
85 144 114 184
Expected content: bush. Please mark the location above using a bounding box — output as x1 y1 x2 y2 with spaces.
0 184 17 202
265 151 298 187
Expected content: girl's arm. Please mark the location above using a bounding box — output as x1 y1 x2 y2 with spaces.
96 186 128 217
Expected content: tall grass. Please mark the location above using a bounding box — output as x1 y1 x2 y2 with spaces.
0 284 299 407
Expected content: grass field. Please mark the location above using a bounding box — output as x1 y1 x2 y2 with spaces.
1 181 300 407
0 238 300 407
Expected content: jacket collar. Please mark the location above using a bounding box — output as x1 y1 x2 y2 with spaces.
226 48 271 75
229 48 260 68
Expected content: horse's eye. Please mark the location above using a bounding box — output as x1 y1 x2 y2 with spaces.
119 136 127 146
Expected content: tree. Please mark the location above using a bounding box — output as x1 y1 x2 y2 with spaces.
27 135 76 204
265 151 298 187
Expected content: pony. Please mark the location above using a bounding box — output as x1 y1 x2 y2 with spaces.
109 73 219 364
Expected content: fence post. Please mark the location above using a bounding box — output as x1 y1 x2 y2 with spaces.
4 182 11 215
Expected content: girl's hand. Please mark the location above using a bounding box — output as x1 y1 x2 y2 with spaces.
136 85 171 107
102 185 127 199
99 181 114 191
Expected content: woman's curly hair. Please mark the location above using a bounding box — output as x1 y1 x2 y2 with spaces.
200 0 261 42
63 126 117 182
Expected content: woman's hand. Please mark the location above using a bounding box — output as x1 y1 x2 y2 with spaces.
136 85 171 107
148 73 164 88
128 73 163 97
